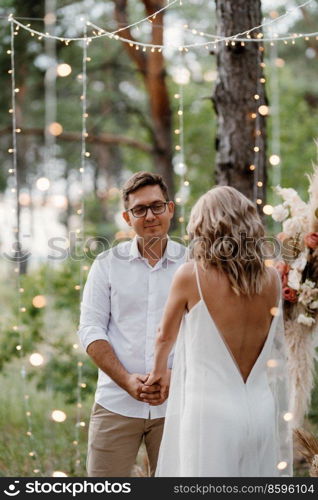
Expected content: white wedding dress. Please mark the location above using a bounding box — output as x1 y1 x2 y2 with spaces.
156 263 293 477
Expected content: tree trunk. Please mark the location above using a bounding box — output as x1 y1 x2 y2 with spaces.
114 0 174 200
212 0 267 205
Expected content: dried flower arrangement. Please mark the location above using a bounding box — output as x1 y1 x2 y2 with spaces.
271 169 318 426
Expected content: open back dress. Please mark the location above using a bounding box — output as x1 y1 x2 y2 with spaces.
156 262 293 477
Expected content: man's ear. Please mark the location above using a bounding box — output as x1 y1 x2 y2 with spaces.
168 201 175 218
122 210 131 226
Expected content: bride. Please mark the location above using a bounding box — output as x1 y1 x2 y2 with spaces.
146 186 293 477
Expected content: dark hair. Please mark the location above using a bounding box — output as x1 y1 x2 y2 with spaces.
122 171 169 209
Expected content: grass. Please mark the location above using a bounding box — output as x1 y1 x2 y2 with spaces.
0 362 89 477
0 359 317 477
0 361 149 477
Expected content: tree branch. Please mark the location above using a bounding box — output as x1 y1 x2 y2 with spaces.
0 127 152 153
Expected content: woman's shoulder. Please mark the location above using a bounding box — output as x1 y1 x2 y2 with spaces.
173 260 196 283
175 260 219 285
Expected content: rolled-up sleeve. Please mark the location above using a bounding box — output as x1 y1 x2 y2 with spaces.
77 252 111 351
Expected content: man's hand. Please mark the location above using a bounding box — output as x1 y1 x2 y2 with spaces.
125 373 161 404
124 371 171 405
124 373 149 401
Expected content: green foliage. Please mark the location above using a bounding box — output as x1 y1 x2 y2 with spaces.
308 360 318 424
0 266 46 370
0 364 89 476
0 260 99 403
30 342 97 405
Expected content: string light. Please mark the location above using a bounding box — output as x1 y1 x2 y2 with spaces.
47 122 63 136
263 204 274 215
277 461 288 471
72 20 88 472
258 105 269 116
32 295 46 308
269 154 280 166
252 45 265 204
7 0 318 52
8 19 41 474
36 177 50 191
56 63 72 77
51 410 67 422
269 36 282 195
173 76 190 238
29 353 44 367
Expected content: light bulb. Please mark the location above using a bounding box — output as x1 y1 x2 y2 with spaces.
57 63 72 77
52 410 67 422
29 353 44 366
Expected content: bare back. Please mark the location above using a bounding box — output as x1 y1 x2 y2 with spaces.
186 262 280 383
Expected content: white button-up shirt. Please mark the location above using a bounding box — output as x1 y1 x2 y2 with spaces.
78 236 186 419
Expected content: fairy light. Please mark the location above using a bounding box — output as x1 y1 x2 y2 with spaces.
52 471 68 477
283 412 293 422
252 44 265 205
72 19 88 472
47 122 63 136
51 410 67 422
269 154 280 166
263 204 274 215
269 37 282 192
57 63 72 77
9 0 178 45
173 82 188 237
8 0 318 52
258 105 269 116
8 19 41 473
36 177 50 191
267 358 278 368
32 295 46 308
29 353 44 367
277 461 288 470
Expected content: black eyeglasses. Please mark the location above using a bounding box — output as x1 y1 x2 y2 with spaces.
126 201 169 218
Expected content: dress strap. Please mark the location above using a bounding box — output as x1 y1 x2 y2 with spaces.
194 260 204 301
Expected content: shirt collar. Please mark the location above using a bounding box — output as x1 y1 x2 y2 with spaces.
128 236 182 263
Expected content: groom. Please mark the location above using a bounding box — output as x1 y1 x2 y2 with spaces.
78 171 186 476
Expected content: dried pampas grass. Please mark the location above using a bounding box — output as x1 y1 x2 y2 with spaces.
294 428 318 477
284 316 317 427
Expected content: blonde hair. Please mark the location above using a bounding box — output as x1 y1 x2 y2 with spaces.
187 186 270 296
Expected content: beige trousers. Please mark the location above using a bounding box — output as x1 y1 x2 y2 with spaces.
87 403 165 477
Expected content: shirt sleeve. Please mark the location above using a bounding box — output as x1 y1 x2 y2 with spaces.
77 252 111 351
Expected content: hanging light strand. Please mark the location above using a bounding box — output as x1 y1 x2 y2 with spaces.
9 17 41 475
269 39 282 190
7 0 317 49
9 0 178 44
178 85 186 237
253 46 265 205
73 21 88 472
181 0 315 43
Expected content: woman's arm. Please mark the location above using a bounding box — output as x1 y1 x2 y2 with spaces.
146 263 191 393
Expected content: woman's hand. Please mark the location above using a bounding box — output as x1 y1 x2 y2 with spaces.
145 372 162 386
144 370 171 402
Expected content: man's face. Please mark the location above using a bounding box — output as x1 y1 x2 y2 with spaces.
122 184 174 242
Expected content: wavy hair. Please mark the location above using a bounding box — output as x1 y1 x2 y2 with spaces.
187 186 270 296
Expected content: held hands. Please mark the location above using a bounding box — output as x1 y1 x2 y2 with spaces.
144 370 171 404
124 371 171 406
125 373 163 405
